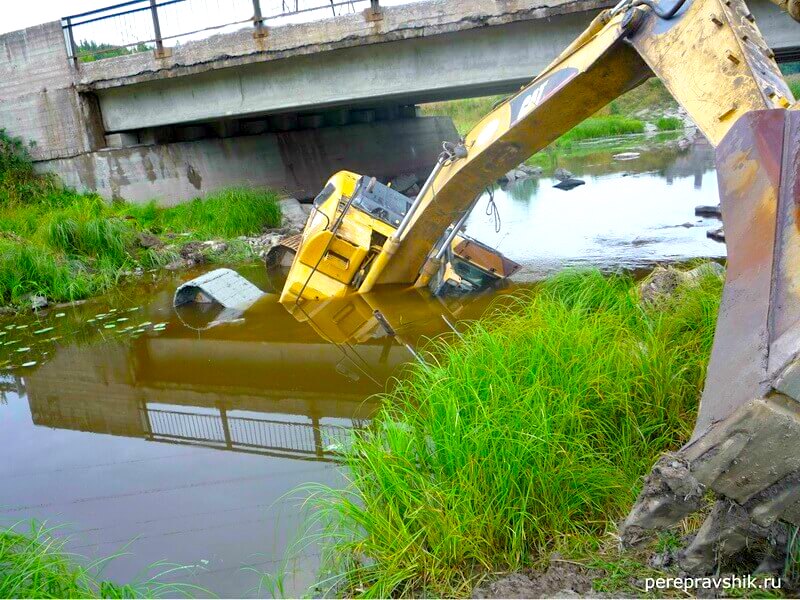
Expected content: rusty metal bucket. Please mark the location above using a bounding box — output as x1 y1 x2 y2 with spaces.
623 109 800 559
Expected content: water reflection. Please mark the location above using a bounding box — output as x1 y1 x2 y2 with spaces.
0 273 500 597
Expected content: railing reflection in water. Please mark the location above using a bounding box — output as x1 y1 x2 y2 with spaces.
143 405 359 462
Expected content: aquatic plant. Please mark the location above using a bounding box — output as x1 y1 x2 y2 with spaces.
308 269 722 597
0 521 203 598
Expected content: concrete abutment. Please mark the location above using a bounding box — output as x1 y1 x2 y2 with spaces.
36 116 458 204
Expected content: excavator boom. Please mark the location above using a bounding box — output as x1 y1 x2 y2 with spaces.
279 0 800 568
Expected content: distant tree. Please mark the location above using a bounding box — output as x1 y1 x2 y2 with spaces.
77 40 151 62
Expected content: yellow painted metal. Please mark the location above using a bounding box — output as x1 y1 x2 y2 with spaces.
628 0 794 145
279 170 395 304
281 0 797 303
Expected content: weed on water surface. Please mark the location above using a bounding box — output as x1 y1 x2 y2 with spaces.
307 269 722 598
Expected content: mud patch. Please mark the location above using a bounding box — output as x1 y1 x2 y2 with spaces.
472 556 607 598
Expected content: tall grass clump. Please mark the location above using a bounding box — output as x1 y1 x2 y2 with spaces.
310 269 722 597
121 188 282 238
656 116 683 131
558 115 645 144
41 196 135 266
0 521 200 598
0 240 94 305
0 129 281 307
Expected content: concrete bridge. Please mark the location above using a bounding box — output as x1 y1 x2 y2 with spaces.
1 0 797 203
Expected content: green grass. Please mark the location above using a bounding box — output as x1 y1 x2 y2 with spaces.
656 116 683 131
420 96 504 136
557 115 645 144
789 75 800 101
118 188 281 239
0 129 281 308
308 269 722 597
0 521 200 598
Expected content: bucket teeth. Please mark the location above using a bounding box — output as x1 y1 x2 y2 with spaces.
619 454 705 547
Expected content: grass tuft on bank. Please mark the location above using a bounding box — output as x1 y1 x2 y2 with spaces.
0 521 200 598
119 188 281 239
656 116 683 131
0 129 281 308
309 269 722 598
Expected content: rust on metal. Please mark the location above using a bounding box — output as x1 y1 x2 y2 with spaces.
452 239 522 278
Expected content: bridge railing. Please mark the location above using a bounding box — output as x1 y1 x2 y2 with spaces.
61 0 387 63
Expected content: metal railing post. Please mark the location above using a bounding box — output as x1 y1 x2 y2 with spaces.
64 17 79 66
366 0 382 21
252 0 267 38
149 0 168 57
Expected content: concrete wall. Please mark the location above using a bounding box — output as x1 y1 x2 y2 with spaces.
0 21 102 160
38 116 458 203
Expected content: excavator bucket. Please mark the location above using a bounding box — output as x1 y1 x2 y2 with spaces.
623 108 800 564
688 109 800 513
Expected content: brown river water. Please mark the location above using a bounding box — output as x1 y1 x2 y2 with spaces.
0 139 725 597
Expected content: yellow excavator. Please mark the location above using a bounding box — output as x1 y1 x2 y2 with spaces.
276 0 800 571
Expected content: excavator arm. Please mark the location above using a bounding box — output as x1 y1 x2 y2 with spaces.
360 0 795 290
279 0 800 569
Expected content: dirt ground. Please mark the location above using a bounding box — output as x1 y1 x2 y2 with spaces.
472 557 611 599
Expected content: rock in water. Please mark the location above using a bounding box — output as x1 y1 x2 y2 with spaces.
553 167 574 182
553 178 585 191
707 227 725 243
695 204 722 218
28 295 48 310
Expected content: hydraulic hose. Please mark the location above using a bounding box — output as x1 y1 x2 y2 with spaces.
631 0 688 19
